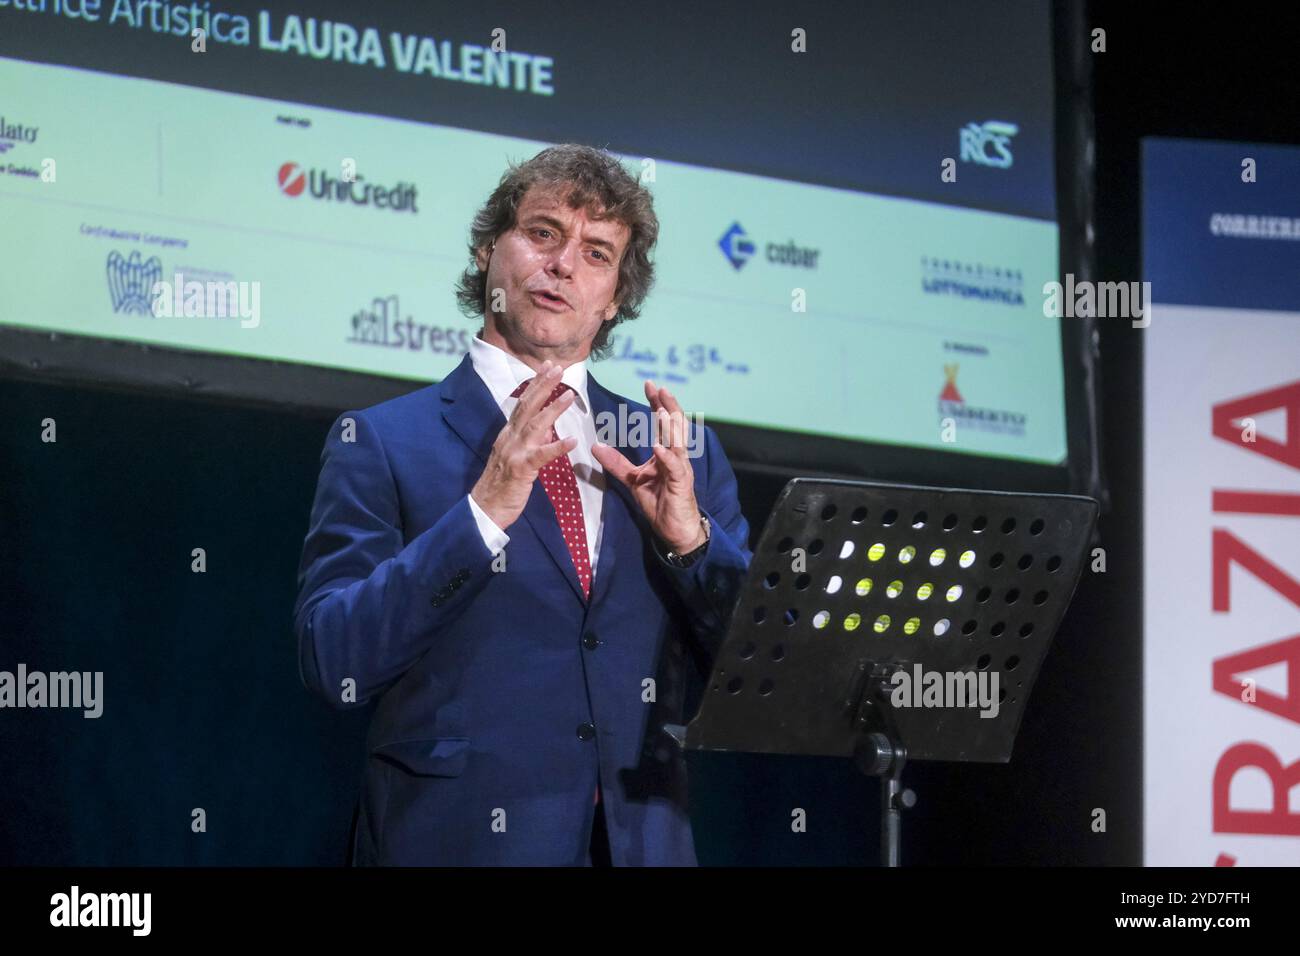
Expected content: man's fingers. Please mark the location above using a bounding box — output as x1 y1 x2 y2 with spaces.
522 388 575 439
655 407 685 455
529 434 577 469
508 361 564 427
592 441 638 486
506 362 550 425
509 382 574 444
644 380 692 455
644 378 663 413
644 379 685 416
651 442 687 481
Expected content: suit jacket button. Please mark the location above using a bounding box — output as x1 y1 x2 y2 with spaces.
431 597 443 607
577 722 596 741
457 568 470 581
582 632 600 650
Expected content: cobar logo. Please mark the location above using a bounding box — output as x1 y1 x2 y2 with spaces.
717 221 820 272
718 222 755 270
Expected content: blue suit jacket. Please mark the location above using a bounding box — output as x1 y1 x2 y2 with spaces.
293 352 753 865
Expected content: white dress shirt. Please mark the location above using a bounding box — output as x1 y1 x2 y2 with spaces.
465 331 606 575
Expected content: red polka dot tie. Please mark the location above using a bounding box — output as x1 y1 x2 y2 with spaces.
510 377 592 601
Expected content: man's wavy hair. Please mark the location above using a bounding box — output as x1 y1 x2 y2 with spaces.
454 144 659 361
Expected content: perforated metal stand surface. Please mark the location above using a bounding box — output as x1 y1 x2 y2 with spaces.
667 478 1099 865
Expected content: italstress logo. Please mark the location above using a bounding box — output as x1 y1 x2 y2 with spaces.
347 294 472 355
938 364 1027 437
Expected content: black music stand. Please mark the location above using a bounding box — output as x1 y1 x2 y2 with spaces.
664 478 1099 866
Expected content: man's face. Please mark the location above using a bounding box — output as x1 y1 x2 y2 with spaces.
477 185 631 364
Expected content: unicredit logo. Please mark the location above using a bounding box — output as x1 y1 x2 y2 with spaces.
278 162 306 197
276 161 418 213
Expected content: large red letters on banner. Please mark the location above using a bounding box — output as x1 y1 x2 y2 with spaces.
1209 383 1300 851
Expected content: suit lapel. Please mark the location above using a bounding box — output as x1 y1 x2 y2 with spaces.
586 372 653 609
440 353 502 466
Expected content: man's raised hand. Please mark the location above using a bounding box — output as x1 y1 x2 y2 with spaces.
592 380 706 555
471 359 577 531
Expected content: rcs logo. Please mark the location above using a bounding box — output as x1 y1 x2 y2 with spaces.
959 120 1019 170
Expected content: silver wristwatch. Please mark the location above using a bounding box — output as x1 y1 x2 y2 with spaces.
664 513 711 568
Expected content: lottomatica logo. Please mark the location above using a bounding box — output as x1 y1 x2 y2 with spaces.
921 257 1025 306
959 120 1018 169
277 161 419 213
717 221 820 272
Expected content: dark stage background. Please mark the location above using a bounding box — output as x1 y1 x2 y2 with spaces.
3 0 1298 865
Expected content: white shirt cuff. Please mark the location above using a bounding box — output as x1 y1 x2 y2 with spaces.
467 493 510 555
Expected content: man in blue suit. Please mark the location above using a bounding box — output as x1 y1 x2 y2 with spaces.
293 144 753 865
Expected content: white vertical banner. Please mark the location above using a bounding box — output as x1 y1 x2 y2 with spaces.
1144 307 1300 865
1142 137 1300 866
